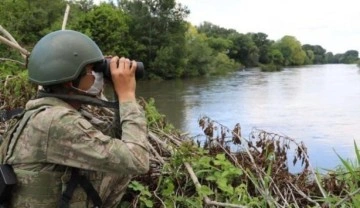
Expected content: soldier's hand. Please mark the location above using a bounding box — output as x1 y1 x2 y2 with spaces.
109 56 137 102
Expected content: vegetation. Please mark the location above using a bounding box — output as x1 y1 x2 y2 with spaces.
1 72 360 207
120 100 360 208
0 0 359 79
1 1 360 207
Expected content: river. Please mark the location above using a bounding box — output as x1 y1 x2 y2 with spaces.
136 64 360 173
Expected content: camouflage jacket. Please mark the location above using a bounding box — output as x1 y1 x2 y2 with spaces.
0 97 149 207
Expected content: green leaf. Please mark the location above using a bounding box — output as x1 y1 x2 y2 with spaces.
141 197 154 208
198 185 214 197
335 150 354 174
198 156 212 167
354 140 360 166
128 181 144 192
161 179 175 197
205 175 217 181
215 153 226 161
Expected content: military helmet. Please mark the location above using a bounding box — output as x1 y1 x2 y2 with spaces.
28 30 104 85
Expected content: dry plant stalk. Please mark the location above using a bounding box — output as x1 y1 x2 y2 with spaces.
0 25 30 59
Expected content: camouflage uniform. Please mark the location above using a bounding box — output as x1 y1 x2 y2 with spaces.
0 97 149 207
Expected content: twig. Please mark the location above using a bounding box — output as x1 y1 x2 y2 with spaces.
334 188 360 207
62 4 70 30
151 128 182 146
147 141 165 164
184 162 247 208
287 185 300 208
152 191 166 207
0 25 19 45
148 131 174 152
289 183 320 206
0 58 25 66
0 25 27 59
0 35 30 57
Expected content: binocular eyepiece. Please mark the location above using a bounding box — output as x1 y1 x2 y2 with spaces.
93 58 145 80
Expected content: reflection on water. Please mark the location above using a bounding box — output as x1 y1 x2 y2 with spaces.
136 64 360 172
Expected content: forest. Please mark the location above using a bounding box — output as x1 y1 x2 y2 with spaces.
1 0 359 80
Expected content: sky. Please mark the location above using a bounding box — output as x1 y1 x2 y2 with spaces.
177 0 360 54
93 0 360 54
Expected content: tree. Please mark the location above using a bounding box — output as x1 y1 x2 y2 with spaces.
268 48 284 65
304 49 315 64
197 21 236 38
341 50 359 63
228 33 259 67
0 0 67 45
182 25 212 77
73 3 131 56
250 32 273 64
333 53 343 63
274 36 306 66
325 52 336 63
206 37 232 54
120 0 189 78
302 44 326 64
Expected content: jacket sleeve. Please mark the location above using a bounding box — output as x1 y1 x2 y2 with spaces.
46 101 149 175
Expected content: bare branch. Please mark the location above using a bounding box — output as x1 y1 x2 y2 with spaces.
0 25 28 59
0 35 30 57
62 4 71 30
334 188 360 207
0 58 25 66
0 25 20 47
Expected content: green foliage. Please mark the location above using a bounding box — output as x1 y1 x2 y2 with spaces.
302 44 326 64
311 141 360 207
268 48 284 65
341 50 359 64
0 61 22 77
0 63 36 108
209 52 240 75
274 36 306 66
1 0 359 81
128 181 154 208
206 36 232 53
250 32 274 64
197 21 237 38
141 98 175 132
228 33 259 67
151 44 185 79
259 63 282 72
124 138 263 207
120 0 189 78
325 52 336 63
0 0 67 43
73 3 131 56
304 49 315 64
183 26 212 77
198 154 243 197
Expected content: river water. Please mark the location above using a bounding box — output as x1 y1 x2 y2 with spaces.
136 64 360 172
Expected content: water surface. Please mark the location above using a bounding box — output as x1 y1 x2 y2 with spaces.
137 64 360 172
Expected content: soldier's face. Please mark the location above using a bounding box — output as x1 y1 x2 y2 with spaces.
78 65 95 92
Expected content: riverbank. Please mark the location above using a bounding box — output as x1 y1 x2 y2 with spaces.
136 64 360 172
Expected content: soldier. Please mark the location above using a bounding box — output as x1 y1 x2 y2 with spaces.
0 30 149 207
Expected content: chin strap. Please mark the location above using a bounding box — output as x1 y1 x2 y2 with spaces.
37 90 119 109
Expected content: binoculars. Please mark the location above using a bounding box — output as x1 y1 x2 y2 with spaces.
94 58 145 80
